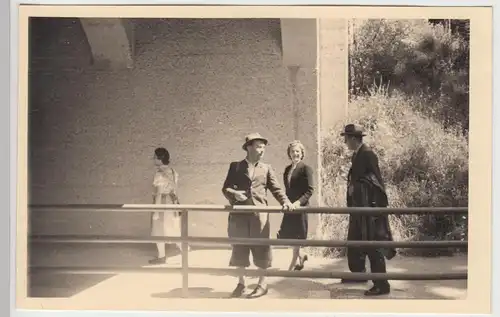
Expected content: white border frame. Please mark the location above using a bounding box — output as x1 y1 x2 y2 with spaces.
6 1 497 317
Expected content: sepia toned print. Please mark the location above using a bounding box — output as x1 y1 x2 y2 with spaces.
317 18 470 298
16 5 492 315
26 16 321 299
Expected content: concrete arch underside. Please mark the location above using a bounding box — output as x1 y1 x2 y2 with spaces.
78 18 317 69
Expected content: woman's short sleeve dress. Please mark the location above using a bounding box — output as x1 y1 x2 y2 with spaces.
151 165 180 237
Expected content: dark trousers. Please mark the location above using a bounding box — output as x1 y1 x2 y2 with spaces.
347 247 390 289
347 247 366 273
347 216 390 289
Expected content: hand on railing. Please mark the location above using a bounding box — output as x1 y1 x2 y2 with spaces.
282 201 296 212
291 201 302 211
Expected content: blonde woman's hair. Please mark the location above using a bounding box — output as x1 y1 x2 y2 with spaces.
287 140 306 160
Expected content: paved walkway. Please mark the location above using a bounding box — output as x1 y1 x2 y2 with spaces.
28 244 467 300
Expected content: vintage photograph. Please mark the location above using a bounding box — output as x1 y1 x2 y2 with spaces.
16 6 492 314
26 17 324 300
318 18 470 299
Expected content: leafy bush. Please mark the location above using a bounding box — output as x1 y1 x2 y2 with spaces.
314 89 468 258
349 19 469 132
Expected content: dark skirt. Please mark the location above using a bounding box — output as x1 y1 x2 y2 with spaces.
277 212 308 240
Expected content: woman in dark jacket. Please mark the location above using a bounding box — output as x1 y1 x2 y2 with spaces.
277 140 315 271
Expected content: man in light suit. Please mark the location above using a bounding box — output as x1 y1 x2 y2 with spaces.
222 133 294 298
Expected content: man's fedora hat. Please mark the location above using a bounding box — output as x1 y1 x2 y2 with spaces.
242 132 269 150
340 124 367 137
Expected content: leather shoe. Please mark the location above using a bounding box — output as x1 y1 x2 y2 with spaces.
247 284 268 298
148 256 166 264
230 283 246 298
364 286 390 296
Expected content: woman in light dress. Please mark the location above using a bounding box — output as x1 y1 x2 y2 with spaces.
149 147 183 265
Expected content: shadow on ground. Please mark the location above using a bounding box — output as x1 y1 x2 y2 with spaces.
29 243 170 298
151 287 230 299
28 244 467 300
154 282 329 299
28 273 115 298
312 256 467 300
266 279 331 299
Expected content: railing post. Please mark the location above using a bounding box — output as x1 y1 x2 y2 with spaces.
181 209 189 298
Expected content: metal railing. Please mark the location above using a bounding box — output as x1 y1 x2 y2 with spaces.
28 204 468 298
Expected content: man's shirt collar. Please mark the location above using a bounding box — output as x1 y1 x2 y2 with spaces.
353 143 363 156
245 158 259 167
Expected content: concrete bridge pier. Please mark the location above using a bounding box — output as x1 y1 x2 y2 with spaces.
80 18 134 69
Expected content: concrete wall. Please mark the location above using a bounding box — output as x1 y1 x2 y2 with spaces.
28 18 319 238
318 19 348 134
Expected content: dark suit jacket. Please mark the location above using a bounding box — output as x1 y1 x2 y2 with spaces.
346 144 396 259
222 159 289 207
283 161 315 206
347 143 386 195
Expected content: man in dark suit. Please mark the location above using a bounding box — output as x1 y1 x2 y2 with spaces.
222 133 294 298
341 124 396 296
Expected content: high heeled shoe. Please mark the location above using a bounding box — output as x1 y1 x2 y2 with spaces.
293 255 308 271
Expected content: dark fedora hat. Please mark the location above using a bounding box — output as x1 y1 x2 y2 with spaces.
340 124 366 137
242 132 269 150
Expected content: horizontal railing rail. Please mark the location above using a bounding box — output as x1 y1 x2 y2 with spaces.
29 204 468 215
29 234 468 248
28 204 468 298
28 266 467 281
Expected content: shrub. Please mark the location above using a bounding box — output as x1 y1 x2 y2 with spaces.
314 89 469 258
348 19 469 132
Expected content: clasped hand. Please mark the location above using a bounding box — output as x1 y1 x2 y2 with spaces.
282 200 301 212
230 189 300 211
